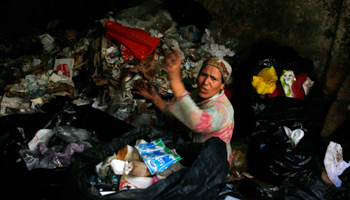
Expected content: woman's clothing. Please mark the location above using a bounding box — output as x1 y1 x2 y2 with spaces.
164 89 234 165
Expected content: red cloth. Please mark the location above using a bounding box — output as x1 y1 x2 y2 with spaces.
292 73 308 99
104 20 160 60
268 80 285 98
268 73 309 99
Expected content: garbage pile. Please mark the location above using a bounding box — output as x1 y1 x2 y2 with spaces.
0 2 236 128
2 1 349 199
0 1 236 199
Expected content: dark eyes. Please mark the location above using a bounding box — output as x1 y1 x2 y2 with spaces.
200 72 217 81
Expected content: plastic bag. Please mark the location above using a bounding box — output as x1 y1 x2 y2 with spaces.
247 120 324 185
324 141 350 187
104 20 160 60
231 39 324 127
203 21 239 51
66 125 229 199
217 178 271 200
135 138 182 174
0 98 84 199
251 66 278 94
179 25 200 42
280 176 330 199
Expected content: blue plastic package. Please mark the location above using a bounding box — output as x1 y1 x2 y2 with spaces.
135 139 182 175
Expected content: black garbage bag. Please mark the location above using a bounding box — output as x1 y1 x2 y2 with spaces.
280 176 330 200
247 120 325 185
217 178 271 200
0 98 78 200
327 167 350 199
0 96 134 200
65 125 229 200
250 77 323 122
230 39 324 137
339 165 350 189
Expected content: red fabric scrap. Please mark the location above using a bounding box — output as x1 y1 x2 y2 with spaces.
268 80 285 98
292 73 308 99
268 73 309 99
104 20 160 60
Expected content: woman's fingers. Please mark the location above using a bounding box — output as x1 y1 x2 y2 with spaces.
132 90 141 95
139 79 148 88
132 79 152 92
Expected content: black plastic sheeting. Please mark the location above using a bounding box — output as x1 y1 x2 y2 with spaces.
280 176 330 200
276 118 350 200
217 178 271 200
247 120 325 186
65 125 229 200
0 97 134 199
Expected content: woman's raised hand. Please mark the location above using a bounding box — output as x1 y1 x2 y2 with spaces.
163 50 182 83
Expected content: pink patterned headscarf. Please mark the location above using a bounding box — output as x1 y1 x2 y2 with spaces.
202 57 232 84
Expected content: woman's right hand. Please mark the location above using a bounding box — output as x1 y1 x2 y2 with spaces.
132 79 166 111
132 79 157 101
163 50 182 82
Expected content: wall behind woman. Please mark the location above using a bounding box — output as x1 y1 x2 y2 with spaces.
196 0 350 138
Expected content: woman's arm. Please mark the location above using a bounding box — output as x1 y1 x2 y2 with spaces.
167 91 227 134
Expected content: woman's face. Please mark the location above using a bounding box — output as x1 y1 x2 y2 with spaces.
197 65 225 99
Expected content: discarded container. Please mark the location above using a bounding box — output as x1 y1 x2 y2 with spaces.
283 126 305 146
117 145 141 161
111 159 152 176
40 34 56 53
53 58 75 86
28 129 55 154
24 74 44 103
119 175 153 190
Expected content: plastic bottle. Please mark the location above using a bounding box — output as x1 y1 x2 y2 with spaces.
24 75 40 102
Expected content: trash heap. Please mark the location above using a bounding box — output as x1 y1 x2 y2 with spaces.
3 1 349 199
0 1 237 199
0 3 236 128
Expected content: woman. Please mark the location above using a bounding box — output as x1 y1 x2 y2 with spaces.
132 51 234 164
